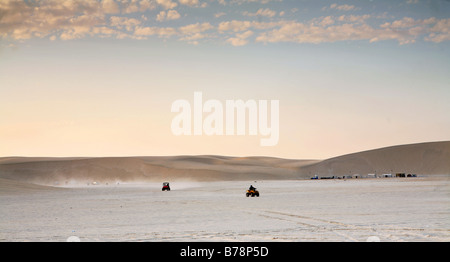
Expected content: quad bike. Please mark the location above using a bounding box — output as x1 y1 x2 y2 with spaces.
246 188 259 197
162 182 170 191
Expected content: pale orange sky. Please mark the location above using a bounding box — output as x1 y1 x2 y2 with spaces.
1 0 449 159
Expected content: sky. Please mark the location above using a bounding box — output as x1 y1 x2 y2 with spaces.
1 0 450 159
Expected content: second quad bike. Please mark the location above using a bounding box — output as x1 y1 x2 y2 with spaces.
162 182 170 191
246 188 259 197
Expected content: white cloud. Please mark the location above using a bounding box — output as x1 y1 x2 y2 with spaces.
254 17 444 45
230 0 278 4
426 18 450 43
156 11 165 22
121 0 156 13
134 26 157 36
167 9 181 20
179 22 214 44
110 16 141 31
0 0 158 40
134 26 177 38
218 20 283 33
388 17 417 28
319 16 334 27
156 10 181 21
102 0 120 14
215 12 226 18
1 0 449 46
179 22 213 34
326 3 359 12
218 20 252 32
139 0 157 11
243 8 277 18
156 0 178 9
218 0 280 5
338 14 371 23
91 26 129 39
227 30 253 46
135 22 213 42
226 37 247 46
179 0 199 6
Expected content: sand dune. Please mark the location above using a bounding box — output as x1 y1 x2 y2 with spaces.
0 141 448 187
298 141 450 177
0 178 63 195
0 155 313 186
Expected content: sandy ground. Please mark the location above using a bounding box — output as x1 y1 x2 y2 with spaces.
1 176 449 242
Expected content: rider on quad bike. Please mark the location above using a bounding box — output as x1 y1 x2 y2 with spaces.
246 185 259 197
162 182 170 191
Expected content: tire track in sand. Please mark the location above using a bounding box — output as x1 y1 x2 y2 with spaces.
260 210 399 242
263 210 450 241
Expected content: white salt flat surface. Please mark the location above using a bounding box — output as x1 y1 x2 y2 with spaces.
1 177 449 242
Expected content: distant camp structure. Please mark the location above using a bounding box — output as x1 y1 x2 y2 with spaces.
310 172 417 180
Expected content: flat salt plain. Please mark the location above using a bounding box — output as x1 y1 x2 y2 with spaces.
1 177 449 242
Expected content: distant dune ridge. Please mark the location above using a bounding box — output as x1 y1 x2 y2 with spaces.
0 141 449 187
298 141 450 177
